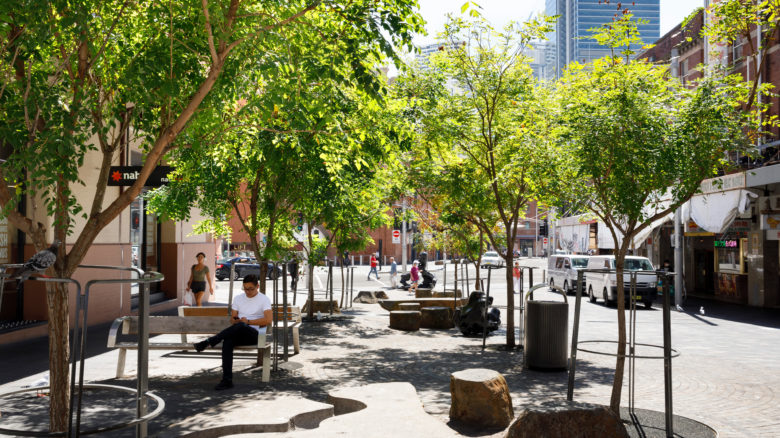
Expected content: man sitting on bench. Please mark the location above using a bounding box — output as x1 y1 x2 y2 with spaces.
194 274 272 390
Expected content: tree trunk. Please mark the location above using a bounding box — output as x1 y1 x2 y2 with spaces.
306 224 314 319
609 251 627 414
46 281 70 432
505 231 515 348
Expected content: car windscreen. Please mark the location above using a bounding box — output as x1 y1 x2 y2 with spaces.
625 259 654 271
484 252 498 257
572 258 588 268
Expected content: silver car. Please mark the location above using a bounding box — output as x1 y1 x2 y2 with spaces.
480 251 504 269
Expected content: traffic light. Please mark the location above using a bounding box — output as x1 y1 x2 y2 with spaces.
131 211 140 229
297 212 303 231
539 218 548 237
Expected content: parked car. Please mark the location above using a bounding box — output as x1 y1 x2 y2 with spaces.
480 251 504 269
215 257 282 281
548 254 589 294
584 255 657 309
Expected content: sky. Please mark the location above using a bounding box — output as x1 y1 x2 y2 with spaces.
413 0 705 46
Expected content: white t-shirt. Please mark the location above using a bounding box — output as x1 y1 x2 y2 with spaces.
232 292 272 334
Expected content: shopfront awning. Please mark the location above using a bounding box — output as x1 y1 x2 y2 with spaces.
682 189 757 234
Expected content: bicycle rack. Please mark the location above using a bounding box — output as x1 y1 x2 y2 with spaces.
566 268 678 437
0 264 164 437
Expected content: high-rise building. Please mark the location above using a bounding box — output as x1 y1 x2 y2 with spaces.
414 41 466 70
545 0 660 78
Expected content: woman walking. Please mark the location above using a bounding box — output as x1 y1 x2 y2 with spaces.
187 252 215 306
409 260 420 295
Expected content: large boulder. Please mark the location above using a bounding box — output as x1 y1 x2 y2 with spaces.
420 306 453 329
449 368 513 429
505 405 629 438
389 311 421 331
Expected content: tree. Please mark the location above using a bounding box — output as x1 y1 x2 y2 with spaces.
699 0 780 110
0 0 421 430
555 14 756 414
400 10 563 347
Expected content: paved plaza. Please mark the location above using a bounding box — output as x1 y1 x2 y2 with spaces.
1 260 779 437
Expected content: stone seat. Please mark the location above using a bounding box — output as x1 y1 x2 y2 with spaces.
420 306 452 329
449 368 513 429
389 311 421 331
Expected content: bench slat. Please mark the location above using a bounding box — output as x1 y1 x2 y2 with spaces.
123 316 231 335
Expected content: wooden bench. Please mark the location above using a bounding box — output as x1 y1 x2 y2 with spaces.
107 315 271 382
178 305 302 354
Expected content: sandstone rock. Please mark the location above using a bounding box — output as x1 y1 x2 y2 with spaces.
398 303 421 311
353 291 388 304
449 368 513 429
302 300 340 314
420 306 453 329
389 311 421 331
432 290 457 298
505 406 629 438
415 288 433 298
353 291 380 304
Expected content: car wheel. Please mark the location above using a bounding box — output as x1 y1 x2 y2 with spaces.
233 270 240 281
216 276 225 281
563 280 570 294
644 301 653 310
268 268 279 280
603 288 611 307
588 286 596 303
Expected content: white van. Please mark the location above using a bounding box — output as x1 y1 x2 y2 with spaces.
584 256 657 309
547 255 589 294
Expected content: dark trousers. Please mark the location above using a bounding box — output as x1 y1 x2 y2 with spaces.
208 322 258 381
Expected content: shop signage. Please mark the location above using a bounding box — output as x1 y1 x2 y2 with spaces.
684 220 714 236
714 240 738 248
700 172 745 194
761 214 780 241
107 166 175 187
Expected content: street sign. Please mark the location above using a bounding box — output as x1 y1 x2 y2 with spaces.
392 229 400 244
543 237 548 245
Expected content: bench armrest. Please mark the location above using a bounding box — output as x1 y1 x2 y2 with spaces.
107 316 130 348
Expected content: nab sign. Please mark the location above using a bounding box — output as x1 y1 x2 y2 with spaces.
107 166 175 187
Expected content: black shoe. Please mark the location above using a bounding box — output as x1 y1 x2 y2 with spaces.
214 380 233 390
194 340 210 352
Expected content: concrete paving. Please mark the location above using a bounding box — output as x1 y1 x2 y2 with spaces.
1 259 778 437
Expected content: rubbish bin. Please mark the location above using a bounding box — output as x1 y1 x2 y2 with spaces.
524 284 568 370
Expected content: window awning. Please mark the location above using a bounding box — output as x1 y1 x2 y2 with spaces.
681 189 757 234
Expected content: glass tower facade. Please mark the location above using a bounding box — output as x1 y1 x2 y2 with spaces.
545 0 660 78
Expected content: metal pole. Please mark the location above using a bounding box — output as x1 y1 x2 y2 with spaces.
465 260 470 295
402 205 408 274
528 267 534 300
674 208 683 308
282 264 289 361
481 268 492 350
329 261 334 315
228 263 235 312
663 272 675 437
136 279 149 438
567 270 584 401
272 262 279 372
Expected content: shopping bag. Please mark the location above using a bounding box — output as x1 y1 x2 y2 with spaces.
182 290 195 306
